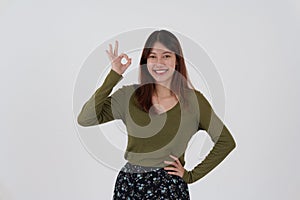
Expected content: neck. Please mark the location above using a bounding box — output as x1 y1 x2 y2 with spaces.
154 83 173 98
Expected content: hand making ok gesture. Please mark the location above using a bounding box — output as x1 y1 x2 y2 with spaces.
105 40 132 75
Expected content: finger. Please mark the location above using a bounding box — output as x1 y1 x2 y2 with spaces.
167 171 181 177
169 154 178 161
118 53 129 64
105 50 112 61
123 53 129 61
164 160 178 167
119 53 126 59
120 54 131 66
124 58 132 68
114 40 118 56
109 43 113 54
164 167 179 172
169 155 179 164
169 155 182 166
119 53 129 60
121 58 131 68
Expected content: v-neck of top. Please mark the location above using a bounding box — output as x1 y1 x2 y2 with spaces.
154 100 180 116
130 88 180 117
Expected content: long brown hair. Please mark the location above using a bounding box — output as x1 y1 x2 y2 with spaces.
134 30 195 113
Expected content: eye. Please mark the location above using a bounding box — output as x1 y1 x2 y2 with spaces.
164 55 171 58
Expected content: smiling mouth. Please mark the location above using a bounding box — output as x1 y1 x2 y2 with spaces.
153 69 169 74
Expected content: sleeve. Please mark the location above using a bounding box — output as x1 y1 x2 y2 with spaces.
182 91 236 184
77 69 125 127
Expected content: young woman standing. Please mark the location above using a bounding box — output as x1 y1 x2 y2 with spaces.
77 30 236 199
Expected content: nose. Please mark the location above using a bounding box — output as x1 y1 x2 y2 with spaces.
156 57 165 65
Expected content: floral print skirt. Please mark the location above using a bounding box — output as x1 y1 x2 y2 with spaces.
113 162 190 199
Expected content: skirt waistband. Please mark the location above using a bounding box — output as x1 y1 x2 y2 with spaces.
120 162 163 173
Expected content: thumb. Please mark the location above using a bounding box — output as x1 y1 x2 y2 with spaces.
124 58 132 67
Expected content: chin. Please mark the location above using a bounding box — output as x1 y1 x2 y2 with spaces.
152 75 173 84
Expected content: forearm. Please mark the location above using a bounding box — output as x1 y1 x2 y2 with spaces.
77 69 123 126
182 127 236 184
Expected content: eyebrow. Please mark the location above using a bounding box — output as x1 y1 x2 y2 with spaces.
149 51 173 54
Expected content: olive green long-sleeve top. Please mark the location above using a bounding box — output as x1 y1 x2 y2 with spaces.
77 69 236 184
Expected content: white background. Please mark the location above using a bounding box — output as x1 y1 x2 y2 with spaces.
1 0 299 199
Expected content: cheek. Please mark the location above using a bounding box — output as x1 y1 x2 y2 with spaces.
146 64 155 75
147 62 154 70
166 60 176 69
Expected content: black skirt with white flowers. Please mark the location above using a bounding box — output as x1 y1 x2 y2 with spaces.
113 162 190 199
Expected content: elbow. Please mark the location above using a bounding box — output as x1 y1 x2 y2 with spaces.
77 113 99 127
228 137 237 153
77 114 90 127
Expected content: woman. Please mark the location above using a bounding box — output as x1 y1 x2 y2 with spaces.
77 30 236 199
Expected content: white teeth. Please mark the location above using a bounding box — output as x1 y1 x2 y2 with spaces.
154 69 168 74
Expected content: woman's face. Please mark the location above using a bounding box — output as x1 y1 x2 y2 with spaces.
147 42 177 85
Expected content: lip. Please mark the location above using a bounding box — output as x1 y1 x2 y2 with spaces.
153 69 169 75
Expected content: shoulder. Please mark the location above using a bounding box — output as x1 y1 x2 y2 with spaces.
184 88 205 100
120 83 139 90
120 83 141 92
187 88 212 108
114 83 140 96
